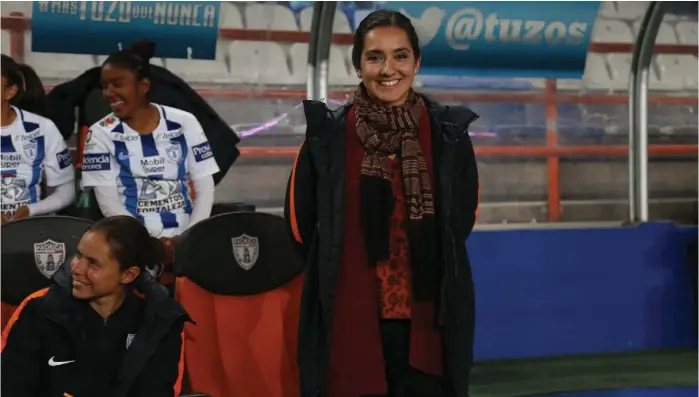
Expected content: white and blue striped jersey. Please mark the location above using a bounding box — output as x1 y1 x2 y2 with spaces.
81 104 220 237
1 106 74 217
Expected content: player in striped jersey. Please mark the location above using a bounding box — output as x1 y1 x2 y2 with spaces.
1 55 75 224
81 42 218 241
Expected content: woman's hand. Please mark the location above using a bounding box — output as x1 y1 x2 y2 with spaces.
12 206 30 221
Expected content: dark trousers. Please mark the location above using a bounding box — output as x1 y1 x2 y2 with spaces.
362 319 444 397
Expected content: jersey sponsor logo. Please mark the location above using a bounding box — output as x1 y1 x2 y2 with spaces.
99 115 118 128
83 153 111 171
34 239 65 279
156 130 183 140
111 133 139 142
12 130 41 142
232 234 259 271
140 156 166 174
1 152 22 168
1 176 30 201
56 148 72 169
137 180 186 214
165 143 183 164
192 141 213 163
1 176 30 216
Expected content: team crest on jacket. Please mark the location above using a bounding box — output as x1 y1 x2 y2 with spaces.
231 234 258 271
33 239 65 278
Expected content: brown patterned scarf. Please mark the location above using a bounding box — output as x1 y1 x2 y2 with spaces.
353 85 439 301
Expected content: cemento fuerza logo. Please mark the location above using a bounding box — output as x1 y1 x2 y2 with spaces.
400 7 589 50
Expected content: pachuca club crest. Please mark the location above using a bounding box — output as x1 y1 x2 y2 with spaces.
231 234 259 271
34 239 66 278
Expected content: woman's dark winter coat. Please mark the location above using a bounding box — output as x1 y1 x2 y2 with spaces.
285 95 480 397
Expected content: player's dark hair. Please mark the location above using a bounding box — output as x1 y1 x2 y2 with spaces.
88 215 166 273
351 9 421 72
1 55 47 116
102 39 156 80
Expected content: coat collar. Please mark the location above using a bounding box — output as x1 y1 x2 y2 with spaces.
50 261 190 323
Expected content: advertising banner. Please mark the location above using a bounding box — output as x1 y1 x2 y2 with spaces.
31 1 220 59
356 1 600 78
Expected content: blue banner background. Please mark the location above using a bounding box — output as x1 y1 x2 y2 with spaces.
357 1 600 79
31 1 220 59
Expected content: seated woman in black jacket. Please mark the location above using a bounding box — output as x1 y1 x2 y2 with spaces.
1 216 191 397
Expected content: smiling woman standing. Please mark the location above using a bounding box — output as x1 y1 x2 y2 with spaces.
285 9 480 397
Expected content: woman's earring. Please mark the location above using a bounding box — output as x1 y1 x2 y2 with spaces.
415 69 419 75
356 71 361 78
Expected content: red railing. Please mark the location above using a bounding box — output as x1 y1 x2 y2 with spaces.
2 15 697 221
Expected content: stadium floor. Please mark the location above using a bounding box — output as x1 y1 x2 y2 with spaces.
470 350 697 397
523 388 698 397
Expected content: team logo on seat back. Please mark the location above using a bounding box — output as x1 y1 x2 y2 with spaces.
33 239 66 279
231 234 259 271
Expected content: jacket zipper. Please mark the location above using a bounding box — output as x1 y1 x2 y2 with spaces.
445 127 467 280
445 126 468 332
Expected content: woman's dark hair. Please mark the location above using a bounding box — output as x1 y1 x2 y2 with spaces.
1 55 47 116
102 39 156 80
88 215 166 273
351 9 421 71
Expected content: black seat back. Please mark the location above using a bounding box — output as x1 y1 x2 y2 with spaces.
2 216 94 305
174 212 304 296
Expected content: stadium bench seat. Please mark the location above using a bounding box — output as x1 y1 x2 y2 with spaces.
229 41 294 85
290 42 356 86
592 19 635 43
244 3 298 31
220 2 244 29
597 2 621 20
615 1 649 21
675 21 698 45
632 20 678 43
165 43 231 84
1 216 93 329
299 6 352 33
174 212 304 397
650 55 696 91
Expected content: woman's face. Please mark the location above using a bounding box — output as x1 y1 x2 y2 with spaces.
358 26 421 106
71 230 140 300
100 63 150 120
1 76 18 107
